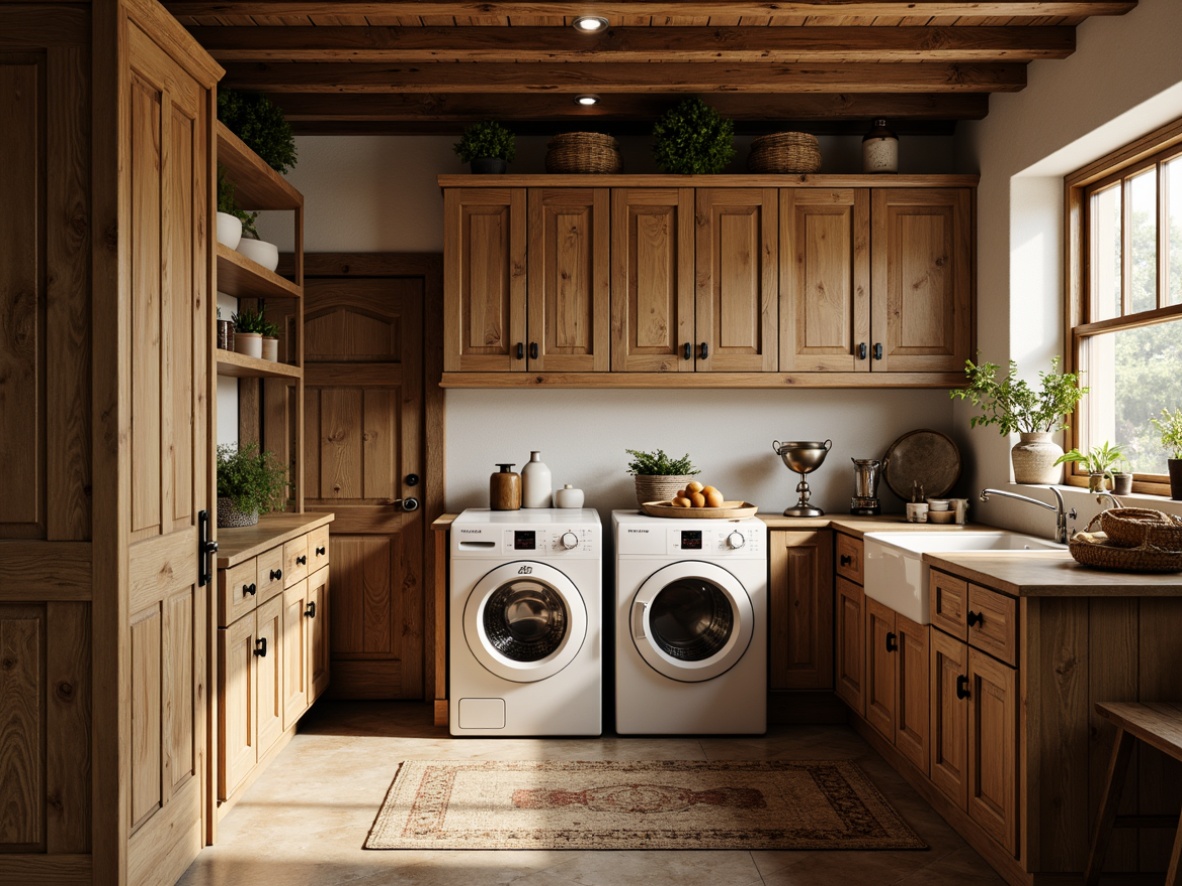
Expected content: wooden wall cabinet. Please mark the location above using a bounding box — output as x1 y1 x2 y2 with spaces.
768 530 834 690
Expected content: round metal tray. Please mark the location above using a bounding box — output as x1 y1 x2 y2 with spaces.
882 429 961 501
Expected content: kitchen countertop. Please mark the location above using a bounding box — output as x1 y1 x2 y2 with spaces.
922 548 1182 597
759 513 993 537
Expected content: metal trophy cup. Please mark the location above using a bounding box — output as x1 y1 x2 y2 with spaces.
772 440 833 517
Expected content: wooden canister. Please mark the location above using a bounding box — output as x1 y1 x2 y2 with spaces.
490 463 521 510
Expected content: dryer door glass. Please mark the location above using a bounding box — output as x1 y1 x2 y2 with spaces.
649 579 733 661
483 580 567 662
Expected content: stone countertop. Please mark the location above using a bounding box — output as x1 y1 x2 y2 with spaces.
923 549 1182 597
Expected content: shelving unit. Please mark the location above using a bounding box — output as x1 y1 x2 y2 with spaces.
215 119 305 511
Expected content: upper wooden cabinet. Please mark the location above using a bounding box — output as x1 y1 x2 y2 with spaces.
440 174 976 387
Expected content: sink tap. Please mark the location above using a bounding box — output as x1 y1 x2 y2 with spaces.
979 487 1077 545
1096 492 1123 509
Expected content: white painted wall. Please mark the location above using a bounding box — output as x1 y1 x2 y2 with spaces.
954 0 1182 533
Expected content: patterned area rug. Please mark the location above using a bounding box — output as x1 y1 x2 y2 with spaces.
365 760 927 850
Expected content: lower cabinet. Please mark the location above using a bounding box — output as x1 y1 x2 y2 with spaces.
834 576 865 714
282 566 331 729
864 596 929 775
769 530 834 690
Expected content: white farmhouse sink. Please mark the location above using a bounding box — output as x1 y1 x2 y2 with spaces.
862 531 1064 624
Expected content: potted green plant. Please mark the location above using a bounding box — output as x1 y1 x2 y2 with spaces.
651 97 735 175
261 319 281 362
1150 406 1182 500
454 121 516 174
217 88 298 175
625 448 700 507
949 356 1088 484
1053 441 1123 493
230 307 267 359
216 442 287 527
1111 456 1134 496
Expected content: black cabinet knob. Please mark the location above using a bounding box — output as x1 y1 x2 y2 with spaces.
315 546 327 556
873 342 883 360
270 568 282 581
839 554 852 567
967 610 985 628
529 341 539 360
857 342 867 360
683 342 692 360
254 637 267 658
956 675 971 700
699 341 709 360
886 631 898 653
243 583 256 597
296 555 307 566
305 601 316 618
515 342 524 360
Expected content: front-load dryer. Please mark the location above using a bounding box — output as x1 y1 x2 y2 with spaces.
613 510 766 735
450 508 602 736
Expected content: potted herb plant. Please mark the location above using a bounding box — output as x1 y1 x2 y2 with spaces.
1053 441 1123 493
216 442 287 527
261 319 280 362
454 121 516 174
949 356 1088 484
217 88 298 175
1150 406 1182 500
651 97 736 175
625 448 700 507
230 307 267 359
1111 456 1134 496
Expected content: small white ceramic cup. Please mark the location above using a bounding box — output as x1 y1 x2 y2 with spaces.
906 502 929 523
927 498 951 511
951 498 970 524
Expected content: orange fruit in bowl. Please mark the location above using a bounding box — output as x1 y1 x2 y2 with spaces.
689 491 706 508
686 481 704 494
671 496 691 508
704 489 724 508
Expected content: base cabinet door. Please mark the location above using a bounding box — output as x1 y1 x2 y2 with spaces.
967 648 1018 855
219 616 257 801
255 595 285 760
769 530 834 689
930 628 969 809
282 580 310 729
895 614 929 775
865 596 897 741
834 576 865 714
308 565 330 702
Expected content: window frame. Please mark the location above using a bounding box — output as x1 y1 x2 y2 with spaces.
1065 116 1182 497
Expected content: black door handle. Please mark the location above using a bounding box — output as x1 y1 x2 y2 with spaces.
270 568 283 581
886 632 898 653
198 510 218 588
254 637 267 658
858 342 867 360
699 342 708 360
873 342 883 360
305 601 316 618
529 342 539 360
967 610 984 628
683 342 692 360
956 675 970 700
840 554 852 567
515 342 524 360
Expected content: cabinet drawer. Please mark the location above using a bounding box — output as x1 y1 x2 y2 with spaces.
256 545 286 602
308 524 330 568
219 558 258 628
283 534 309 587
836 533 863 584
931 570 968 641
967 584 1018 667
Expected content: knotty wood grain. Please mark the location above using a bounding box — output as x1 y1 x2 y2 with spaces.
46 602 90 853
0 605 43 849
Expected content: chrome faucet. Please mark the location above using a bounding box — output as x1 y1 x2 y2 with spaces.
1096 492 1124 509
979 487 1077 545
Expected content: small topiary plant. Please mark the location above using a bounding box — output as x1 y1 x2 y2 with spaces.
625 448 700 476
217 89 298 174
453 121 516 163
651 98 736 175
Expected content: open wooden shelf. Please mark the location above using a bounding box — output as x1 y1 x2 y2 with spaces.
217 121 302 211
216 243 301 300
216 348 302 381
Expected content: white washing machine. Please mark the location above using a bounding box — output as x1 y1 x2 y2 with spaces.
450 508 602 736
613 510 767 735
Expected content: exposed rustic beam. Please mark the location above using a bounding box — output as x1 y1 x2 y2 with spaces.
165 1 1135 18
192 25 1075 63
269 91 989 123
288 118 961 136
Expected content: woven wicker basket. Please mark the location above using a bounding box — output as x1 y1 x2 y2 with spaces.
632 474 697 508
1069 514 1182 573
747 131 821 174
1099 508 1182 547
545 132 622 174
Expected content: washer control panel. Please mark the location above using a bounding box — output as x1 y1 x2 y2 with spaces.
453 523 599 557
615 517 764 558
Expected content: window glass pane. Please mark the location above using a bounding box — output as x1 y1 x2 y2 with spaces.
1079 316 1182 475
1168 154 1182 306
1090 183 1121 321
1129 167 1158 313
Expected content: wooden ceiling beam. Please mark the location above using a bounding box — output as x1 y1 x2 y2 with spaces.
165 1 1135 18
192 25 1076 63
223 60 1027 93
288 118 961 135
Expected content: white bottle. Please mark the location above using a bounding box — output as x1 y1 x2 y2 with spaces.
521 451 552 509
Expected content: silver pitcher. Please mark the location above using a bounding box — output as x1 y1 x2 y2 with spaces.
850 457 883 516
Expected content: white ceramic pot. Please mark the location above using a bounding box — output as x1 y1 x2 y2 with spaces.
1011 432 1063 484
262 336 278 362
216 211 242 249
521 451 552 509
234 331 262 359
554 484 584 509
236 237 279 271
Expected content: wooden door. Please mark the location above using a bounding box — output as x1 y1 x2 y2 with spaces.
611 188 696 372
695 188 778 371
871 188 972 373
307 565 330 702
968 648 1018 854
443 187 526 371
835 577 865 715
527 188 610 371
865 597 897 742
930 629 969 809
121 11 215 884
779 189 871 372
895 614 930 775
218 616 255 802
304 277 424 699
281 579 309 728
255 594 284 760
768 530 833 690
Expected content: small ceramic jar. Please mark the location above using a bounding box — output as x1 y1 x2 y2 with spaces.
553 484 584 509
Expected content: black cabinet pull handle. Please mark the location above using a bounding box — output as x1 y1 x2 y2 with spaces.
699 342 708 360
243 583 256 597
886 631 898 653
839 554 852 567
254 637 267 658
967 610 984 628
515 342 524 360
683 342 692 360
270 568 282 581
857 342 867 360
305 601 316 618
296 555 307 566
529 341 538 360
198 510 217 588
316 546 326 556
873 342 883 360
956 675 970 700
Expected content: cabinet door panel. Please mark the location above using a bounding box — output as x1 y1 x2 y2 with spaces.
968 648 1018 854
871 188 972 373
611 189 695 372
308 565 330 703
528 188 610 371
218 618 256 801
769 530 833 690
895 614 930 775
255 595 284 760
443 188 526 371
282 580 309 729
695 189 778 371
835 576 865 715
865 597 897 742
779 189 870 372
931 569 968 641
930 629 969 809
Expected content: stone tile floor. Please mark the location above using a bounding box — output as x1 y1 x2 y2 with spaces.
178 703 1005 886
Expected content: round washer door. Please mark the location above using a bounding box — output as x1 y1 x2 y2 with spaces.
463 561 588 684
630 561 753 683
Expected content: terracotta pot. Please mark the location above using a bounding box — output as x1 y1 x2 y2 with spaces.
1169 459 1182 501
1087 472 1108 493
1010 432 1063 485
633 474 697 508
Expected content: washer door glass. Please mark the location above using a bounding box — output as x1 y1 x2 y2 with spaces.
631 561 753 683
464 562 588 683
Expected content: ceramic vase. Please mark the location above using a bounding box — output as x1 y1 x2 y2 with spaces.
1011 432 1063 484
521 451 551 508
554 484 584 509
216 211 242 249
234 331 263 359
262 336 279 362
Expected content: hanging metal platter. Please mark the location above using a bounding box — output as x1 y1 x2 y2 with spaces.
882 429 962 501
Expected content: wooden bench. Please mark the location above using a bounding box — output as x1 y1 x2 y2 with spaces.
1086 702 1182 886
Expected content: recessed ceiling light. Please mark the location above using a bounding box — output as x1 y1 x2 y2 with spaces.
572 15 608 33
575 94 600 106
